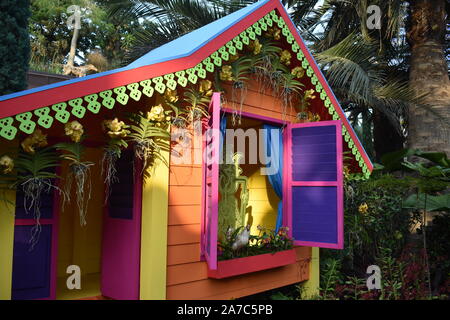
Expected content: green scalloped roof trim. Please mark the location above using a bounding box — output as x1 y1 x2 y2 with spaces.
0 10 370 177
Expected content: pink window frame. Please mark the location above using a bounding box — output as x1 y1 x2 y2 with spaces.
200 106 287 261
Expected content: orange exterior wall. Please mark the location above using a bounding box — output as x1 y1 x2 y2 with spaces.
166 79 311 300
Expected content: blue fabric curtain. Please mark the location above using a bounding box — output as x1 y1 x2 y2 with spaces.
263 124 283 232
219 115 227 158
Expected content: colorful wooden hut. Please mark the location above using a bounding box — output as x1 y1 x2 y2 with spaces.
0 0 373 300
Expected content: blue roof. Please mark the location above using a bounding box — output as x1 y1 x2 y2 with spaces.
0 0 271 102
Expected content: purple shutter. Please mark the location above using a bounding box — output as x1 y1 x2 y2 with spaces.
202 92 220 270
12 187 56 300
12 225 53 300
284 121 344 249
102 148 141 300
108 149 134 219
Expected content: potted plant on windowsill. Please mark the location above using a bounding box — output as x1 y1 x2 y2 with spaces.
208 226 297 279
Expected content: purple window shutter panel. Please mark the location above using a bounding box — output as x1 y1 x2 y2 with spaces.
203 92 220 270
108 149 134 219
11 225 52 300
292 186 338 244
12 180 56 300
287 121 344 249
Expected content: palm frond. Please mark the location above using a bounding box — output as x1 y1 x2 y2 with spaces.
315 33 384 105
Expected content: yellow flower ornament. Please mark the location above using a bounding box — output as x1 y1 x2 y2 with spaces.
280 50 292 66
199 80 213 97
147 104 166 122
266 27 281 40
103 118 129 139
164 89 179 103
0 155 14 174
219 65 233 82
358 203 369 214
249 39 262 55
291 66 305 79
21 129 48 154
304 89 316 101
65 121 84 143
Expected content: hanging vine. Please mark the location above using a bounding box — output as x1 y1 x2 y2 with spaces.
56 121 93 226
14 129 62 248
127 107 171 174
296 88 319 122
101 118 130 203
220 56 252 125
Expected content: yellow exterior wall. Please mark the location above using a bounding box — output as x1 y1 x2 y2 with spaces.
301 247 320 299
140 148 170 300
57 147 104 279
0 187 15 300
0 141 17 300
243 164 279 234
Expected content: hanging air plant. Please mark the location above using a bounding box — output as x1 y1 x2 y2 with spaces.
279 72 304 121
184 85 211 122
14 130 62 248
254 54 289 97
128 108 171 174
251 39 282 93
220 65 234 82
56 121 93 227
298 89 317 111
160 89 186 129
220 57 252 125
101 118 130 202
165 82 211 130
295 89 317 122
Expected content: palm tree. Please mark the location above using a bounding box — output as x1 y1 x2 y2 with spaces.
293 0 450 157
407 0 450 156
295 0 418 160
312 33 415 160
106 0 449 160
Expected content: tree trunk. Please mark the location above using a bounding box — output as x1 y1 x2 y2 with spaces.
373 109 405 161
63 26 79 75
407 0 450 155
67 26 79 67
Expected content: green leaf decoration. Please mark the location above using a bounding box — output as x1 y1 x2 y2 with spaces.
15 147 59 180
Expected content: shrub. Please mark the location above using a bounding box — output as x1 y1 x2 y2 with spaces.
322 174 419 277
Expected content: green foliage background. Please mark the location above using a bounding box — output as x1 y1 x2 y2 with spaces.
0 0 31 95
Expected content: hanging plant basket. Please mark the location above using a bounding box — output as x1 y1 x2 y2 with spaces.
208 249 296 279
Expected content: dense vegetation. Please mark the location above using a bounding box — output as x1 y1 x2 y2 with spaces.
0 0 30 95
29 0 149 72
264 150 450 300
